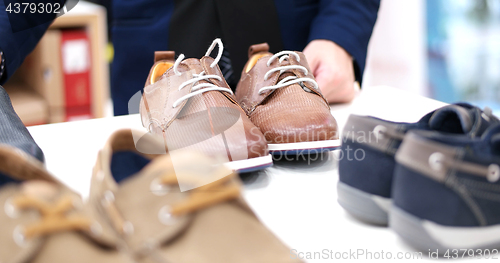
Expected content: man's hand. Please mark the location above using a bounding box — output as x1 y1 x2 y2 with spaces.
303 40 358 104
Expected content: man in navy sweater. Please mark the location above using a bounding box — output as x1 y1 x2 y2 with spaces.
0 0 379 160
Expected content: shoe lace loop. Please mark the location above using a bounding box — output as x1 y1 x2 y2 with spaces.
259 51 319 95
171 38 233 108
100 170 241 234
12 195 92 240
158 171 241 216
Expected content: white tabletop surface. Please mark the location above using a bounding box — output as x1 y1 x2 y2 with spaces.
29 85 486 262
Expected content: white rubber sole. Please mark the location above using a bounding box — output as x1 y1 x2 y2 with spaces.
391 206 500 253
337 181 391 225
224 154 273 173
268 139 341 154
424 220 500 248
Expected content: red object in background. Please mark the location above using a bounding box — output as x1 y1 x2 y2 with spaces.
60 29 93 121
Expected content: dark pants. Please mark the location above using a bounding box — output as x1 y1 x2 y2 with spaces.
0 86 44 162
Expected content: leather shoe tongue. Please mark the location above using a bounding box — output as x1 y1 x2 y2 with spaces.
277 72 296 82
184 58 204 74
429 105 474 134
276 59 299 82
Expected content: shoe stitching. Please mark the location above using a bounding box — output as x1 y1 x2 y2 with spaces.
445 152 488 226
457 177 500 193
467 188 500 202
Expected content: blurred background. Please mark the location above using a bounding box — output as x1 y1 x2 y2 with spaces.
364 0 500 113
4 0 500 125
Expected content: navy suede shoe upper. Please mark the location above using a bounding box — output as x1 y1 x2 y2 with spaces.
393 125 500 227
339 103 499 199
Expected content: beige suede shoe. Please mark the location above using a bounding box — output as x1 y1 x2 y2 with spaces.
88 129 303 263
0 145 129 263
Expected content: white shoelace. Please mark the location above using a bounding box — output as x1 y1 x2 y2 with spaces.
171 38 234 108
258 51 319 95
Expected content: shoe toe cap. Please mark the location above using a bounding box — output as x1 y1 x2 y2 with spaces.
254 110 339 144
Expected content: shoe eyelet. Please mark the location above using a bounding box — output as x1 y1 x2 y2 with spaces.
487 164 500 182
373 125 387 140
5 197 19 219
122 221 134 236
101 190 115 206
482 112 491 122
13 225 27 247
141 239 158 251
158 206 177 225
483 107 493 121
150 178 171 196
429 152 445 171
299 82 312 93
96 171 105 181
90 221 103 237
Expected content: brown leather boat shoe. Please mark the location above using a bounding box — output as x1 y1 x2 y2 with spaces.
236 43 340 155
139 39 272 172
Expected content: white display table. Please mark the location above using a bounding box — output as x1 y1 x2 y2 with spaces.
30 86 482 262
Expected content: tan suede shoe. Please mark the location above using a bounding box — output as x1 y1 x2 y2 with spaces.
89 129 302 263
236 43 340 155
140 39 272 173
0 145 128 263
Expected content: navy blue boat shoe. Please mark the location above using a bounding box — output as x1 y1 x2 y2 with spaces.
337 103 499 225
391 125 500 253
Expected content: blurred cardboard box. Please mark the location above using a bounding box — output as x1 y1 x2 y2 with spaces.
4 2 109 124
18 29 64 123
3 84 48 126
19 28 93 123
22 29 64 109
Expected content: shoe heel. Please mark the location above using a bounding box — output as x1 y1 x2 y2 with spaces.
337 181 390 226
